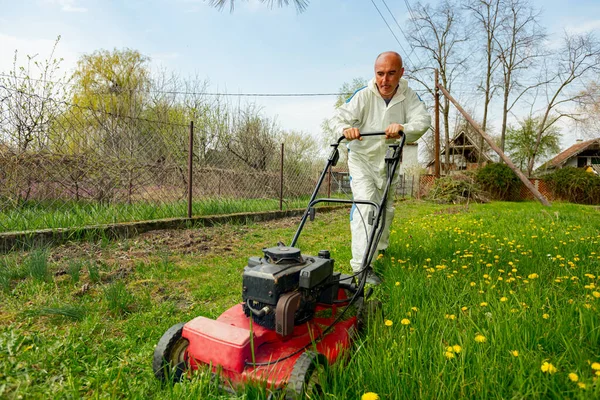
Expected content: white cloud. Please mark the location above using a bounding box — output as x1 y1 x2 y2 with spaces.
45 0 88 13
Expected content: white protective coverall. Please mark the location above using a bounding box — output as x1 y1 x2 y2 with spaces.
331 77 431 273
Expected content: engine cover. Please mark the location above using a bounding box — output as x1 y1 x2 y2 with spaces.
242 246 335 334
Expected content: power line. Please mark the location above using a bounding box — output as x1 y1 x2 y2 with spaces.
369 0 411 58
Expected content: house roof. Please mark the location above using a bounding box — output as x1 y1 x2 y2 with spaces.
426 129 493 167
538 138 600 170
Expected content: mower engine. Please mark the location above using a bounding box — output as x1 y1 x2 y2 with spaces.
242 246 340 337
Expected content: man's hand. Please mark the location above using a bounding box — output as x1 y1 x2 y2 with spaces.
385 123 404 139
343 127 362 141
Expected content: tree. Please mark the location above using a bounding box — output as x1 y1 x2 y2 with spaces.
406 0 470 174
465 0 503 165
494 0 546 153
0 36 70 153
505 115 559 173
207 0 308 12
526 32 600 176
68 48 151 155
221 103 279 171
576 80 600 137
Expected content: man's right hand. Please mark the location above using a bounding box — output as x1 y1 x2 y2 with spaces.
343 128 362 141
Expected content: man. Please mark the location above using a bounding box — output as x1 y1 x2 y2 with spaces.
332 51 431 285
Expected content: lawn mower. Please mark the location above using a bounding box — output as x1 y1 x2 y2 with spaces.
152 132 406 399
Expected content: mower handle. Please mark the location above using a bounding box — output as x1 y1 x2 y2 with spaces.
336 131 404 144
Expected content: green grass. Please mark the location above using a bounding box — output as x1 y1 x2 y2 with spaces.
0 200 599 399
0 196 316 233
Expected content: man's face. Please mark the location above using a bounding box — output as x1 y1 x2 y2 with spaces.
375 54 404 98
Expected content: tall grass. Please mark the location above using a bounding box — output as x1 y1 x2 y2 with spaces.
0 197 313 233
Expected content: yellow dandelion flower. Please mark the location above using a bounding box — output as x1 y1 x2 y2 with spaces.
401 318 411 325
470 282 476 287
500 297 508 302
592 291 600 298
543 313 550 319
412 307 419 312
445 314 456 320
362 392 380 400
510 350 519 357
475 334 487 343
528 273 539 279
377 254 384 260
385 320 393 327
568 373 579 382
591 362 600 371
452 345 462 353
395 281 400 286
541 362 557 374
480 302 488 307
461 306 468 311
446 346 454 352
578 382 586 389
444 351 455 359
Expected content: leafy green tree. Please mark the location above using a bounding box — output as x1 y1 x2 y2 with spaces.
505 115 560 175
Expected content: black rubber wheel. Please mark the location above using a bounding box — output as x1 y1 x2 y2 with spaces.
284 351 328 400
152 322 189 382
357 299 383 333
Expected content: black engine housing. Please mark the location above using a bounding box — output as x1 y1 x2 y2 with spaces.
241 246 337 332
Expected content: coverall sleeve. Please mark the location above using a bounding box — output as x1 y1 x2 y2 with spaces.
402 89 432 143
330 92 365 135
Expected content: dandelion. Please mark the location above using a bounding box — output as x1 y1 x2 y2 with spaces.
578 382 587 389
395 281 400 286
362 392 380 400
412 307 419 312
470 282 476 287
541 362 557 374
510 350 519 357
385 320 393 327
461 306 468 311
401 318 411 325
500 297 508 302
543 313 550 319
452 345 462 353
528 273 539 279
592 291 600 298
445 314 456 320
475 334 487 343
444 351 455 359
568 373 579 382
480 302 488 307
591 362 600 371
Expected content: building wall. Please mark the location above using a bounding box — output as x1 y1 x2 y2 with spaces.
399 143 419 176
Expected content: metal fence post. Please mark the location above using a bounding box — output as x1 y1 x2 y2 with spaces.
187 121 194 219
280 143 284 211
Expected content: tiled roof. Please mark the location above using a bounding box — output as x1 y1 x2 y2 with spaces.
540 138 600 169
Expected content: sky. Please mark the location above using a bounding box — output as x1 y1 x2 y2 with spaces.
1 0 599 153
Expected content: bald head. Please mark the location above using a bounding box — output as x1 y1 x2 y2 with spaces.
375 51 403 69
374 51 404 100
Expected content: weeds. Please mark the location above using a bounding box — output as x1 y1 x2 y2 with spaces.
104 281 134 315
67 260 83 283
27 248 49 282
87 261 100 283
24 305 87 321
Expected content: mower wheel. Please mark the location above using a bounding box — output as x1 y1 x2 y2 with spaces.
357 299 383 333
153 322 189 382
285 351 328 400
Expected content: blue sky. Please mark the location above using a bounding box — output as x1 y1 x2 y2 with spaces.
1 0 599 148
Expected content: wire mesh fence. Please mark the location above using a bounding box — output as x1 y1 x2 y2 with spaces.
0 85 354 233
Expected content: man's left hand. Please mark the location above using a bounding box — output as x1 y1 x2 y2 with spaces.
385 123 404 139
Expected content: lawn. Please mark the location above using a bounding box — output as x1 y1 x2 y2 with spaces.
0 200 599 399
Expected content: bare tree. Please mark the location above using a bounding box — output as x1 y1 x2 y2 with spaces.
406 0 470 174
494 0 546 153
465 0 503 166
575 80 600 137
0 36 70 153
526 32 600 176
